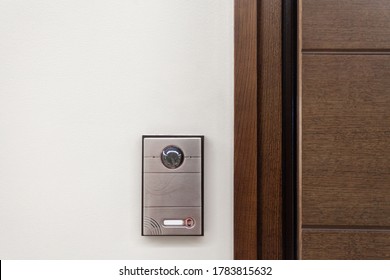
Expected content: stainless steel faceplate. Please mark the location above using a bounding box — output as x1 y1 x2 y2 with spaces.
142 136 204 236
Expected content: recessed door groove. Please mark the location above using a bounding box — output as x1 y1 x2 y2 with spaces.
303 225 390 232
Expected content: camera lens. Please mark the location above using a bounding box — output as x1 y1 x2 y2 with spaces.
161 146 184 169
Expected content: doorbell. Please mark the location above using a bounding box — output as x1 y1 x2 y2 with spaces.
142 135 204 236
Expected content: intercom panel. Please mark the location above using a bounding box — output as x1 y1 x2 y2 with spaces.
142 135 204 236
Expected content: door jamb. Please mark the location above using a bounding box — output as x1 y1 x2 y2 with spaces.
234 0 297 260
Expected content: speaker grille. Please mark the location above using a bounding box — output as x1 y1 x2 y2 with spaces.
143 216 163 235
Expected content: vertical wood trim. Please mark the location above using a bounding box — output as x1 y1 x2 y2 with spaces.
297 0 303 259
234 0 258 260
235 0 293 259
258 0 283 259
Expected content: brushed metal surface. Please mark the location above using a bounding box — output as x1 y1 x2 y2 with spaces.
144 157 201 173
144 138 201 157
142 136 203 236
144 173 201 207
143 207 202 236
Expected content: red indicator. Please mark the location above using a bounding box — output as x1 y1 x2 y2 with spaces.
185 217 195 228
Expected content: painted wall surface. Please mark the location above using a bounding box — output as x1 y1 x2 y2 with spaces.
0 0 233 259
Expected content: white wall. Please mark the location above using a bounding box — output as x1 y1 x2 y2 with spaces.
0 0 233 259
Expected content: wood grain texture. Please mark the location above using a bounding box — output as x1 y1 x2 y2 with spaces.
234 0 258 260
302 55 390 227
302 229 390 259
302 0 390 50
258 0 283 259
234 0 285 259
297 0 303 259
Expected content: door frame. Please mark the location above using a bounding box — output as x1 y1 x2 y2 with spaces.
234 0 297 259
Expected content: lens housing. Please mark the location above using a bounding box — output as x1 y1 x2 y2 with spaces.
161 145 184 169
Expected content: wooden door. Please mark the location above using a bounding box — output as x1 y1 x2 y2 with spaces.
234 0 389 260
298 0 390 259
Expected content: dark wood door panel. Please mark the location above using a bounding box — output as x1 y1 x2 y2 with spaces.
302 55 390 227
302 176 390 226
302 230 390 259
302 0 390 50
